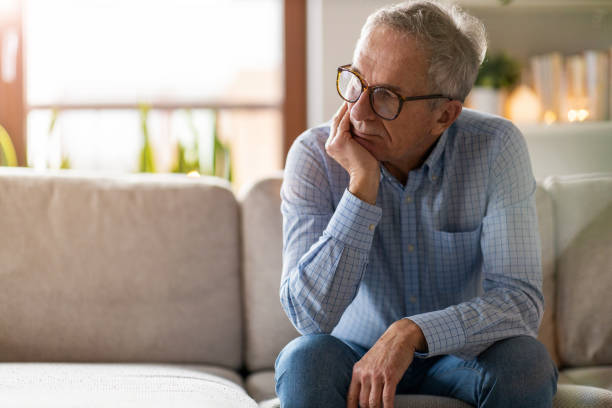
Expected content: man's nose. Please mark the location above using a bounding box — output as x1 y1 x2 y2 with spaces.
350 89 377 122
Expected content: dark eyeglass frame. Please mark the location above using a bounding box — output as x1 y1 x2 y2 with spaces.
336 64 453 120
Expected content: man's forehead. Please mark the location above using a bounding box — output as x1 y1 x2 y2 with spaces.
352 27 428 91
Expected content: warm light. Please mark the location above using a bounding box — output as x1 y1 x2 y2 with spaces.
506 85 541 124
543 110 557 125
186 171 200 178
567 109 589 122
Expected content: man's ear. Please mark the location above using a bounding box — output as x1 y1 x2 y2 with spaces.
432 100 462 135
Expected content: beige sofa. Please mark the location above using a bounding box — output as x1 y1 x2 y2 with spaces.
0 167 610 407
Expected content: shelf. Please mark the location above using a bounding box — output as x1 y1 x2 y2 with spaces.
518 121 612 136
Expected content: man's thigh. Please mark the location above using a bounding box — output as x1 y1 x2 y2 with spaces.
417 336 558 408
274 334 367 407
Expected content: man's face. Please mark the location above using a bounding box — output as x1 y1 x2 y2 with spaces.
349 26 442 169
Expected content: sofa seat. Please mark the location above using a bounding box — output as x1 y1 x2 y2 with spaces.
0 363 257 407
258 384 612 408
253 369 471 408
252 369 612 408
559 366 612 391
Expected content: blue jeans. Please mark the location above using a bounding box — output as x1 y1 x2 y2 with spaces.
275 334 558 407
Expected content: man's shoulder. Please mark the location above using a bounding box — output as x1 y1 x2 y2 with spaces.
293 123 331 151
455 108 523 143
285 123 332 167
450 108 527 159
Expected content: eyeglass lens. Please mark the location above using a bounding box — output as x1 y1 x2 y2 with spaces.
337 70 400 120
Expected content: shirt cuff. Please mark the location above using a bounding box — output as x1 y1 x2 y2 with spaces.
324 188 382 252
405 308 467 358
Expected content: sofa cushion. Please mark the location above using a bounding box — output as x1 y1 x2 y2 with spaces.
0 168 242 368
259 395 473 407
252 372 474 407
240 175 299 371
543 173 612 367
257 383 612 408
553 384 612 408
0 363 257 407
246 370 276 403
535 185 560 367
560 366 612 391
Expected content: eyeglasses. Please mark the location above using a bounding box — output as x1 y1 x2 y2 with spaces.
336 64 452 120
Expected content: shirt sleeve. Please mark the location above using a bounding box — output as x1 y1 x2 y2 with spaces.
279 133 382 335
408 124 544 360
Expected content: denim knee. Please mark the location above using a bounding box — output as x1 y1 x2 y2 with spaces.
275 334 359 408
478 336 558 407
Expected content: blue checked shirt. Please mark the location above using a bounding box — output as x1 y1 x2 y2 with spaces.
280 108 543 359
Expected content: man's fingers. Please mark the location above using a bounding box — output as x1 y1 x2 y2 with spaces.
382 382 396 408
338 104 352 137
332 103 348 129
327 103 352 153
369 379 383 408
346 376 360 408
359 376 371 408
328 103 348 149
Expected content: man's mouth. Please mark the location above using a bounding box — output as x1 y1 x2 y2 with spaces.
351 129 378 139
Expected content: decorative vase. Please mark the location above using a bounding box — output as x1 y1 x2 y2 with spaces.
466 86 506 117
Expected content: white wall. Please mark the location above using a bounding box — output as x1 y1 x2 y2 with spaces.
307 0 385 127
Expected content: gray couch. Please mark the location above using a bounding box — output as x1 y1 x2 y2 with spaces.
0 167 610 407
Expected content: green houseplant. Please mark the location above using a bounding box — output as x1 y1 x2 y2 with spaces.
0 124 18 167
172 109 231 181
475 52 521 90
468 52 521 116
138 104 156 173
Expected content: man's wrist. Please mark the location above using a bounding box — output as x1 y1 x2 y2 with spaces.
348 170 380 205
397 318 428 353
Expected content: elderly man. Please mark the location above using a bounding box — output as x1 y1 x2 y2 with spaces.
275 1 558 407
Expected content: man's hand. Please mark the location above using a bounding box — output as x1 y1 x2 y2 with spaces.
325 103 380 205
346 319 427 408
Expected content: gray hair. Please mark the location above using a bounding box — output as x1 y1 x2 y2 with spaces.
357 0 487 103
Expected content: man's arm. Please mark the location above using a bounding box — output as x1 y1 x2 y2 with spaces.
408 124 543 359
280 103 382 334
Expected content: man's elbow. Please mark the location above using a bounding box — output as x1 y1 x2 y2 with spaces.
521 287 544 336
279 285 337 335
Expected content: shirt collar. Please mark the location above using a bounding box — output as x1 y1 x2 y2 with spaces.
422 128 449 182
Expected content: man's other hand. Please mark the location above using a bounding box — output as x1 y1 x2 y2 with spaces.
346 319 427 408
325 103 380 205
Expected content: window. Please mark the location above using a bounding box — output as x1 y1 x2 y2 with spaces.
23 0 283 191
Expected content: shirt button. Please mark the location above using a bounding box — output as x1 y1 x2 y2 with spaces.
407 244 415 252
405 196 412 203
409 296 417 304
369 224 375 231
432 175 438 181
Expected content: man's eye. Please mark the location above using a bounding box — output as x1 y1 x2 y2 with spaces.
375 88 396 102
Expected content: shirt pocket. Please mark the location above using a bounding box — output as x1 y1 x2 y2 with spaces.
427 226 483 303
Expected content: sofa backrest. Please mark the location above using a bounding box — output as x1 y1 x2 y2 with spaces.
240 174 299 372
0 168 243 369
240 174 562 371
543 173 612 367
536 185 560 367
